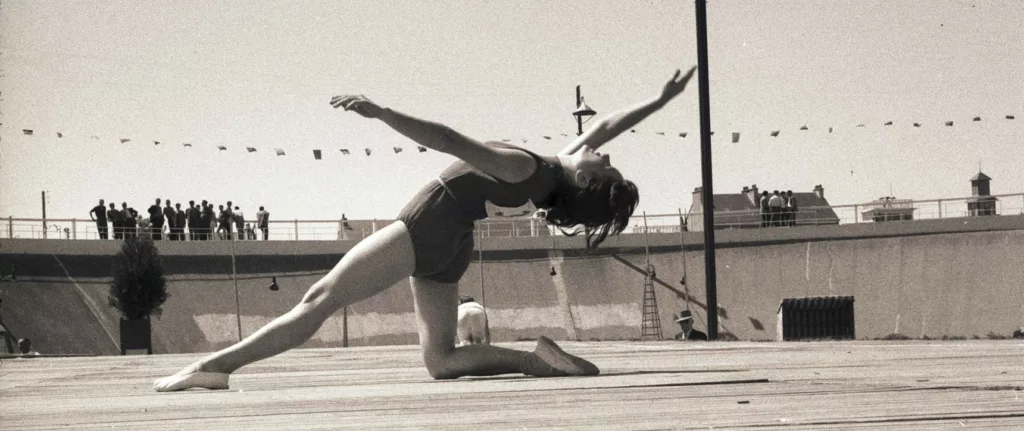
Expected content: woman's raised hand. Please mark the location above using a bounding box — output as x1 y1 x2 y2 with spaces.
659 66 697 103
330 95 386 119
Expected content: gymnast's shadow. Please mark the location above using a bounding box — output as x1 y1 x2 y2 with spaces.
454 368 749 383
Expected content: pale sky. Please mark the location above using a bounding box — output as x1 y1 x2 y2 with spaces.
2 0 1022 221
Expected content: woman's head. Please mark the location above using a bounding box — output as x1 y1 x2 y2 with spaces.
547 147 639 249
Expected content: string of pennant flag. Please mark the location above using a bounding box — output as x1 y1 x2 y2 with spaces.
16 114 1017 158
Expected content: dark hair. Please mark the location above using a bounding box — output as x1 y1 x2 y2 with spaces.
543 176 639 250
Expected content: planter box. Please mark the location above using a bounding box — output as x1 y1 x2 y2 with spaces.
119 317 152 354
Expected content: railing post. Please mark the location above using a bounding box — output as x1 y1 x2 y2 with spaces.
853 205 858 224
72 219 77 239
8 216 12 238
937 199 942 219
293 219 299 240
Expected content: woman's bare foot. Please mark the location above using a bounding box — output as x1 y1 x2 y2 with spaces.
531 336 599 376
153 361 230 392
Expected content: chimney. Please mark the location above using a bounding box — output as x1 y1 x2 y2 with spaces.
747 184 759 206
692 186 703 209
813 184 824 199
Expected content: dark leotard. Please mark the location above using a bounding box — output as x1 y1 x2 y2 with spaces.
396 142 562 283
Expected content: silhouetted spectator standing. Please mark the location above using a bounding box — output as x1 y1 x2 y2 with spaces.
148 198 165 240
768 190 784 227
174 203 187 241
785 190 797 227
245 223 256 240
217 205 231 240
233 206 245 240
225 201 235 240
163 201 177 240
759 191 770 228
256 206 269 240
120 203 134 239
89 199 109 239
138 212 152 239
186 201 198 241
107 202 124 240
201 201 213 241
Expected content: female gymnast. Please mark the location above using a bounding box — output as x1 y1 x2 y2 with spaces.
155 66 696 391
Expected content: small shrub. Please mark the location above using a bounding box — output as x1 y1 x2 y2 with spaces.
108 236 169 320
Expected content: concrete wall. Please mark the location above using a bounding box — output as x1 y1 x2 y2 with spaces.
2 215 1023 354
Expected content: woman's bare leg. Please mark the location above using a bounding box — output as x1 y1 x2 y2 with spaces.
410 277 599 379
155 221 416 390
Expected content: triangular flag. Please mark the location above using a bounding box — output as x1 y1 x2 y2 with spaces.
393 147 403 153
655 132 665 136
217 145 227 151
56 132 63 138
770 130 780 137
913 123 921 127
90 135 100 140
543 136 551 140
709 131 715 136
884 121 893 126
22 129 33 135
120 138 130 143
182 143 192 147
365 148 372 156
501 139 510 142
417 146 427 152
521 139 528 143
246 147 257 153
1007 115 1015 120
560 133 568 137
313 149 322 160
630 129 636 133
799 125 808 130
679 132 687 138
340 149 350 155
153 141 161 145
828 127 833 133
973 117 981 121
945 121 954 126
274 148 285 156
731 132 740 143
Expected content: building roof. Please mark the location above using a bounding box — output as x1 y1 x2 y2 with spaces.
971 171 992 181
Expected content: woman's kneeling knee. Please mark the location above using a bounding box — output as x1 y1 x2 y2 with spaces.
422 351 458 380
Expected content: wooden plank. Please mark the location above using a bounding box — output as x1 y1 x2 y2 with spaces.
1 341 1023 429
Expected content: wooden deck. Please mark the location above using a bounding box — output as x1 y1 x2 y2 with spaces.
2 340 1022 430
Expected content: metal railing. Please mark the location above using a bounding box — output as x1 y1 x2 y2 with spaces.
4 192 1023 240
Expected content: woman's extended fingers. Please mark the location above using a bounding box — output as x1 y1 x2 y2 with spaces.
330 95 360 110
680 66 696 83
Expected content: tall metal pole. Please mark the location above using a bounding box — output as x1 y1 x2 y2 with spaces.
575 85 584 136
478 227 490 341
230 236 242 342
695 0 719 339
41 191 47 239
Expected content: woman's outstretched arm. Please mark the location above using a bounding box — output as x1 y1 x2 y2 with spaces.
331 95 536 182
559 66 696 156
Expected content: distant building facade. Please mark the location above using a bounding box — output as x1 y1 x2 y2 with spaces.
861 197 916 222
967 172 997 216
687 184 840 231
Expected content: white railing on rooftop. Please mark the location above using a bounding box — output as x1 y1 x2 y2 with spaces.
3 192 1023 241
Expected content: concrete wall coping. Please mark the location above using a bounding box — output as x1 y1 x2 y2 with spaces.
3 215 1023 257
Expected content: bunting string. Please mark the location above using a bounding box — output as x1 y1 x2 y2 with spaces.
12 113 1018 160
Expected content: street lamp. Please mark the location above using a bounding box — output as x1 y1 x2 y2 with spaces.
573 85 596 136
